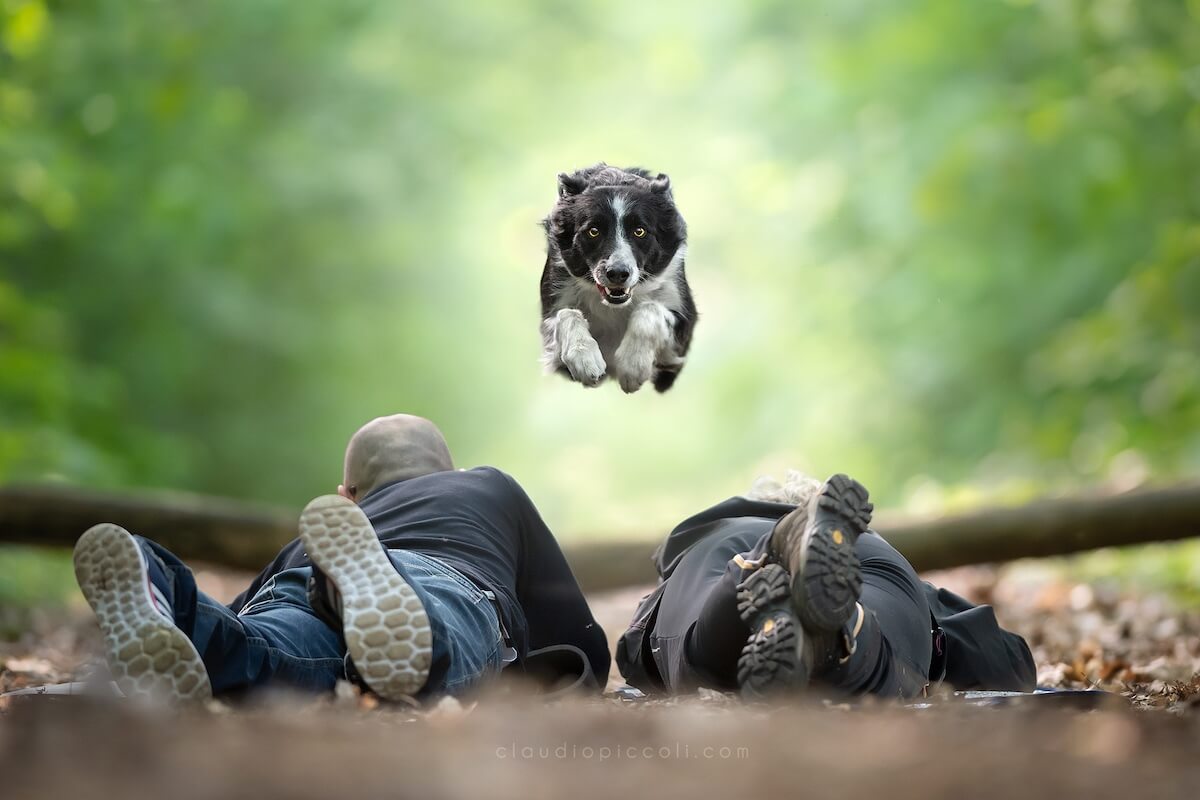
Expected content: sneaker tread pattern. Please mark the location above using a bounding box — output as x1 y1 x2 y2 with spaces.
299 496 432 700
73 524 211 704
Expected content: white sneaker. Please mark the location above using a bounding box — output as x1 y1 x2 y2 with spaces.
299 495 432 700
73 524 211 703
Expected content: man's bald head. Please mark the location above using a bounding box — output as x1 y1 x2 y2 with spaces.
340 414 454 501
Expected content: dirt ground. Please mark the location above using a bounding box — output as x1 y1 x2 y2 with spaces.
3 563 1200 799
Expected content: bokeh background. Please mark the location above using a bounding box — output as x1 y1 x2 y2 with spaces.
2 0 1198 566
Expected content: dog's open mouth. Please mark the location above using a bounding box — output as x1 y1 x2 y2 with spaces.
597 284 632 306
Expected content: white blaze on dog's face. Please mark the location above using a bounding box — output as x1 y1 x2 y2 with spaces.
599 195 638 303
552 182 686 309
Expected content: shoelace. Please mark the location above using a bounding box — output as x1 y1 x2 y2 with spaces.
137 549 174 623
838 603 865 664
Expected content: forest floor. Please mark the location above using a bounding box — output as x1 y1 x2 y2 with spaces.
3 561 1200 798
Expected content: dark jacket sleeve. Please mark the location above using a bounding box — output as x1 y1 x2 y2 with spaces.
615 583 668 692
504 473 612 688
925 584 1037 692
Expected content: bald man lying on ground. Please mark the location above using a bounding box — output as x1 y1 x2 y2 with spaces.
71 414 609 703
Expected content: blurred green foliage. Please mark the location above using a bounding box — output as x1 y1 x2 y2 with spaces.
1069 540 1200 606
2 0 1198 542
0 545 75 634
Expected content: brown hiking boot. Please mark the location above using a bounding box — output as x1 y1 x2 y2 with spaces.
736 474 873 699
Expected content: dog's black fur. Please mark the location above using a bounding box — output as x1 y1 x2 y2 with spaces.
540 163 697 393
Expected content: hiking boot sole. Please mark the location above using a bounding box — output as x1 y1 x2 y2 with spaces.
773 473 873 633
737 474 874 699
299 495 432 700
736 563 805 698
73 524 212 704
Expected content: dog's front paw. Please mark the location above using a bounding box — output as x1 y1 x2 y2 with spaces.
614 342 655 394
563 339 607 387
614 301 674 394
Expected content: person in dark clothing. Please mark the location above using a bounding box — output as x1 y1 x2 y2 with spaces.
72 414 609 704
617 472 1036 699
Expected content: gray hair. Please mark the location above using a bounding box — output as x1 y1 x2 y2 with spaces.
744 470 822 507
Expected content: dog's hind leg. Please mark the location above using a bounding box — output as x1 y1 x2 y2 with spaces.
651 348 686 392
650 303 695 393
652 366 681 392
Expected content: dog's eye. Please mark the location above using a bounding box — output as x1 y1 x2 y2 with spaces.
587 227 600 238
633 227 647 238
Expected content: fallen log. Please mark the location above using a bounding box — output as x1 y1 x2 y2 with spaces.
2 481 1199 591
0 483 660 589
560 481 1200 585
879 480 1200 572
0 484 296 574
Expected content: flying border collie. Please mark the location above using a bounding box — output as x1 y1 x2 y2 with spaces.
540 163 697 393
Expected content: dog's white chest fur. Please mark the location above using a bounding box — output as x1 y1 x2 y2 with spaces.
553 284 650 362
542 250 686 393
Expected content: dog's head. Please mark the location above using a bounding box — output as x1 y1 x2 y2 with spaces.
545 164 687 307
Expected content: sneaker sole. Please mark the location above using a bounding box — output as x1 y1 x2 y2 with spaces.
298 496 432 700
73 524 212 703
736 563 805 699
780 473 873 633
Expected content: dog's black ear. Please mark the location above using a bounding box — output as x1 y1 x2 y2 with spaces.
549 203 577 251
650 173 672 195
558 171 587 198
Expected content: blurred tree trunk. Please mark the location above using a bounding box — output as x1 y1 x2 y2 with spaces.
0 485 295 576
880 481 1200 571
2 482 1200 591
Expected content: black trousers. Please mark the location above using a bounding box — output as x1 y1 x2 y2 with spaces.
659 526 932 697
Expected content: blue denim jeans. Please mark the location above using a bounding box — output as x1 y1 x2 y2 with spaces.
137 538 503 699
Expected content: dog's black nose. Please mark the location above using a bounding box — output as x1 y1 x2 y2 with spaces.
605 265 631 285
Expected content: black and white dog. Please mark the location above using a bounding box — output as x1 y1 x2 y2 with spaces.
540 163 697 393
